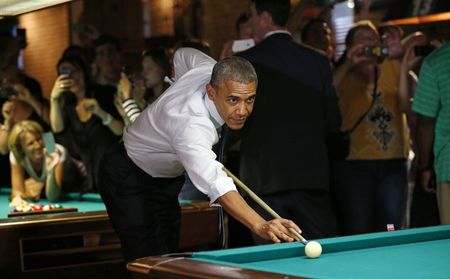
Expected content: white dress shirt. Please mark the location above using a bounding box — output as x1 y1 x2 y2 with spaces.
123 48 236 202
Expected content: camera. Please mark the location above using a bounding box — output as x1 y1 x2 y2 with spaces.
363 45 389 58
414 45 436 57
0 87 18 99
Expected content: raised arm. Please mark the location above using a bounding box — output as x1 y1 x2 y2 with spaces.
44 145 65 202
49 75 68 133
0 101 15 154
14 83 50 124
398 43 423 112
173 48 216 81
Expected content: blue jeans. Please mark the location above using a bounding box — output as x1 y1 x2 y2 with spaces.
332 159 408 235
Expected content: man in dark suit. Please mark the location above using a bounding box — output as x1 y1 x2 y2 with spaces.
236 0 341 241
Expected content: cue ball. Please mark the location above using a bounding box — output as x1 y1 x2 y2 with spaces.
305 241 322 258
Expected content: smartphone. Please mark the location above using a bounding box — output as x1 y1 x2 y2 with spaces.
363 45 389 58
232 39 255 53
59 67 73 77
414 45 436 57
42 132 56 154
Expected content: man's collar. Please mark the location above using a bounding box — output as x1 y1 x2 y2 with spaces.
264 29 291 39
203 93 224 129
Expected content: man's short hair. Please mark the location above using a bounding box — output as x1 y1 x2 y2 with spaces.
252 0 290 27
235 13 250 34
210 56 257 90
93 34 122 53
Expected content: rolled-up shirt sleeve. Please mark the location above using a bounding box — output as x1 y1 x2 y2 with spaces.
172 119 237 203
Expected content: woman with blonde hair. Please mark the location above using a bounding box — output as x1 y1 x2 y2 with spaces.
8 120 85 205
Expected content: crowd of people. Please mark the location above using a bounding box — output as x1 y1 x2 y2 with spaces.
0 0 448 261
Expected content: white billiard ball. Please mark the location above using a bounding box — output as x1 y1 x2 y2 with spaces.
305 241 322 259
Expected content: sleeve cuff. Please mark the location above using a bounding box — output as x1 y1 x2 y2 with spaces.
208 176 237 205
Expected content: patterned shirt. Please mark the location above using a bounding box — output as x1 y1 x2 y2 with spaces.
337 59 410 160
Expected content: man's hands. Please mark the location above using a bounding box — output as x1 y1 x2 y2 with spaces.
218 190 302 244
253 218 302 243
420 169 436 193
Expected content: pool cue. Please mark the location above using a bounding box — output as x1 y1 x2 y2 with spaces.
222 167 308 245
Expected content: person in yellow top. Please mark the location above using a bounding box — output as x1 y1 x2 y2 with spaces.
332 20 409 235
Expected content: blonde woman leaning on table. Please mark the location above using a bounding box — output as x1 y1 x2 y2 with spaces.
8 120 86 206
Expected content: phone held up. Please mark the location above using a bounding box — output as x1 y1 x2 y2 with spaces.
363 45 389 58
42 132 56 154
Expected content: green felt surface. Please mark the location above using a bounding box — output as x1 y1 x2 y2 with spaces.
0 187 193 219
192 225 450 279
0 188 106 218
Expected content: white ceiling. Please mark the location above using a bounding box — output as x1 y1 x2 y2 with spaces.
0 0 73 17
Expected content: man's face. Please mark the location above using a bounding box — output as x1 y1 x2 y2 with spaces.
207 80 257 130
238 21 254 40
95 43 122 83
142 56 165 88
304 22 334 58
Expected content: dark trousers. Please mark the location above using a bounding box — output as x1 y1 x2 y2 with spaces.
410 171 440 228
332 159 407 235
246 190 339 243
98 143 185 261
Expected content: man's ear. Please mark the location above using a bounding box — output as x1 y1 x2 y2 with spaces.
206 84 216 100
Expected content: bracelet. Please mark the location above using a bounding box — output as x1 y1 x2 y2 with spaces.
102 113 113 126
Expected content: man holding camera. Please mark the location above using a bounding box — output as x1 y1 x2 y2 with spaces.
332 20 410 235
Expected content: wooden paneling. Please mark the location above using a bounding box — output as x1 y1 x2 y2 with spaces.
19 4 70 99
200 0 250 59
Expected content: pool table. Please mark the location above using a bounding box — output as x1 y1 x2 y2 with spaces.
0 188 219 274
127 224 450 279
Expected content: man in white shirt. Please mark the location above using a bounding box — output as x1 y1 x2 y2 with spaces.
98 48 301 261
